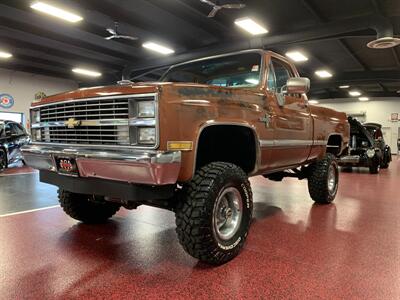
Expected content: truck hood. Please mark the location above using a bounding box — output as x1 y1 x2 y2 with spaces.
32 81 262 107
32 82 168 107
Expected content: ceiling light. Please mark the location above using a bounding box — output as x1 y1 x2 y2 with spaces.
339 85 350 89
285 51 308 62
308 100 319 104
72 68 102 77
234 17 268 36
359 97 369 101
349 90 362 97
142 42 175 55
315 70 333 78
31 2 83 23
0 51 12 59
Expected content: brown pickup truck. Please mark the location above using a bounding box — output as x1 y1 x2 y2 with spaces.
23 49 349 265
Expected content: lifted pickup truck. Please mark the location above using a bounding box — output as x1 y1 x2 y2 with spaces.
23 50 349 265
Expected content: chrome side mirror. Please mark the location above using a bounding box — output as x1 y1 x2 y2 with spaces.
286 77 310 94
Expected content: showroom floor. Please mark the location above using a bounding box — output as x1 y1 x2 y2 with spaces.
1 159 399 299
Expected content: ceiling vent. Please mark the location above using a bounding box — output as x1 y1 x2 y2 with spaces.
367 37 400 49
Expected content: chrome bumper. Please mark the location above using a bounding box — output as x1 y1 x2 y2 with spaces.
339 155 361 164
22 144 181 185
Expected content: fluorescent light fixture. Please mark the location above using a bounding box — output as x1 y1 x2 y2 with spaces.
245 78 259 85
285 51 308 62
0 51 12 59
72 68 102 77
339 85 350 89
315 70 333 78
349 90 362 97
234 17 268 36
31 2 83 23
142 42 175 55
359 97 369 101
308 100 319 104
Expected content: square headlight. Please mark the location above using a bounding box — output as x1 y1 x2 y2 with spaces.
32 109 40 123
137 101 155 118
138 127 156 144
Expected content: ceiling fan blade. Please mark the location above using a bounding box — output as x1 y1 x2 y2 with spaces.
106 28 116 35
119 35 139 40
222 4 246 9
208 6 221 17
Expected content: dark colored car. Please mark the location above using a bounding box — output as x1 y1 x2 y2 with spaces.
339 117 391 174
0 120 30 171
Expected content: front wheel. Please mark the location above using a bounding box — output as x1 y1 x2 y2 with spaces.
0 149 7 172
175 162 253 265
59 190 121 223
308 154 339 204
369 156 380 174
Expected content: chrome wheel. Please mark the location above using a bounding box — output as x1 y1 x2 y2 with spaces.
213 187 243 241
327 165 337 195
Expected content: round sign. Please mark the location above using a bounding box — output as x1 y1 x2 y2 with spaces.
0 94 14 109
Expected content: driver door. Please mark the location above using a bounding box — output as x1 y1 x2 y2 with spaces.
267 57 312 168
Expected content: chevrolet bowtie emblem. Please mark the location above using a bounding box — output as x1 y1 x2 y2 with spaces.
65 118 81 129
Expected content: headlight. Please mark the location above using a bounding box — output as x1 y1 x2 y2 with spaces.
32 110 40 123
137 101 155 118
32 129 41 141
138 127 156 144
366 149 375 158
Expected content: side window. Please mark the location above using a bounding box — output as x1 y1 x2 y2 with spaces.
267 61 276 92
5 124 12 136
271 58 293 91
10 123 24 135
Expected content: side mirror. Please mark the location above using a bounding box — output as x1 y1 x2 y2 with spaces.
286 77 310 94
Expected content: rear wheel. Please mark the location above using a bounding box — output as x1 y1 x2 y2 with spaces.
175 162 253 265
59 189 121 223
308 154 339 204
380 152 391 169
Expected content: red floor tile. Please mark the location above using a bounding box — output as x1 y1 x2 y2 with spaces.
0 157 399 299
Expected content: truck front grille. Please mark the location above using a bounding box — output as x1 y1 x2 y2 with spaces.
31 94 157 147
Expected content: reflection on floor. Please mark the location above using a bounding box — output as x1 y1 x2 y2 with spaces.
0 157 399 299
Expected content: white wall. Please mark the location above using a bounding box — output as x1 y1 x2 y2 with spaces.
320 98 400 153
0 68 78 125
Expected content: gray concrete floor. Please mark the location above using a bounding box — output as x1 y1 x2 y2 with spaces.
0 173 58 215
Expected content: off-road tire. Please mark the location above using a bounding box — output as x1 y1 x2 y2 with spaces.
308 153 339 204
369 156 380 174
175 162 253 265
0 149 7 172
59 189 121 223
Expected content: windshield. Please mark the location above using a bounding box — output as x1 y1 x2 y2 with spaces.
161 52 262 88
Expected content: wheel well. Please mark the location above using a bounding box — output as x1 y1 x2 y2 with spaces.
326 135 342 156
196 125 257 174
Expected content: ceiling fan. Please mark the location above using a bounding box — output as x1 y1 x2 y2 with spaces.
200 0 245 18
105 22 138 41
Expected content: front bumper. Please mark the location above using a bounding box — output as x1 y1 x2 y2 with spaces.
22 144 181 185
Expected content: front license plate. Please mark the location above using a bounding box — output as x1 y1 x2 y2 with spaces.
55 157 79 176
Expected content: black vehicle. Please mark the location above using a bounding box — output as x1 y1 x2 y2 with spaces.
0 120 30 171
339 117 391 174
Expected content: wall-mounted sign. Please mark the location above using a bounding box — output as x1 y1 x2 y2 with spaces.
0 94 14 109
390 113 399 122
